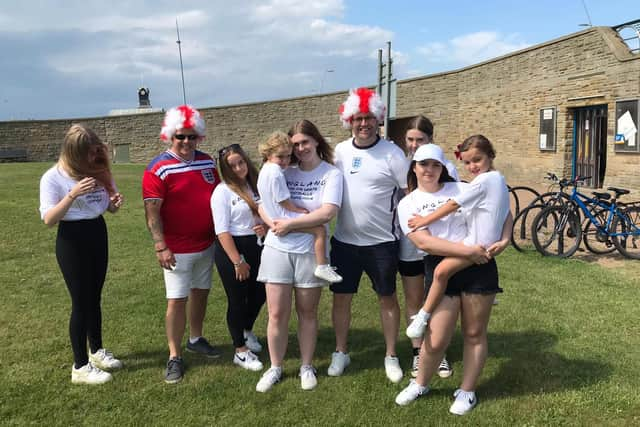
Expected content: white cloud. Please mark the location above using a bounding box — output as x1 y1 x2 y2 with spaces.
417 31 530 70
1 0 395 119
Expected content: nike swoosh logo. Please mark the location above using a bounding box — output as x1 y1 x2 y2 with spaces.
349 170 359 174
469 398 475 404
236 356 246 362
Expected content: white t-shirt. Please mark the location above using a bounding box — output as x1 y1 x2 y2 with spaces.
453 170 510 247
257 162 297 221
399 154 460 261
211 183 261 236
263 161 343 254
39 165 111 221
333 137 407 246
398 182 469 243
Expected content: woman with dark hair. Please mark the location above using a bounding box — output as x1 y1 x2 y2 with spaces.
211 144 267 371
254 119 343 392
400 115 458 378
39 124 124 385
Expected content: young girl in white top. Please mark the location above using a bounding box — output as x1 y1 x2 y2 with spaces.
211 143 267 372
406 135 512 339
39 124 124 385
257 131 342 283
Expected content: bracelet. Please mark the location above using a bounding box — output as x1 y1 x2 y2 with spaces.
155 247 168 253
233 255 246 267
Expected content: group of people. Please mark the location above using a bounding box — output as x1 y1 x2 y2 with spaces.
39 88 512 416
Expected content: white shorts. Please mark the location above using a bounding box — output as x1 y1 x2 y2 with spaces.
164 244 215 299
257 245 326 289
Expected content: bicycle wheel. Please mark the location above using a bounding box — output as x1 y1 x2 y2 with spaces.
511 204 545 252
611 206 640 259
531 205 582 257
509 186 541 216
582 207 616 254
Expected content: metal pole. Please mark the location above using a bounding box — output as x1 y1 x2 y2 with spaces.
580 0 593 26
385 41 392 137
377 49 384 95
176 19 187 105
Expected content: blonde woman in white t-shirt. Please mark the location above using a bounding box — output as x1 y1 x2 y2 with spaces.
39 124 123 385
255 120 343 393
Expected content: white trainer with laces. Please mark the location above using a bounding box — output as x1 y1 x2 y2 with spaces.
314 264 343 283
327 351 350 376
256 366 282 393
300 365 318 390
71 362 113 385
234 350 263 371
244 330 262 353
89 348 123 370
406 312 429 339
384 356 403 383
450 388 477 415
395 379 429 406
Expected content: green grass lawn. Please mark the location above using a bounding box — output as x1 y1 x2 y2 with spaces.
1 163 639 426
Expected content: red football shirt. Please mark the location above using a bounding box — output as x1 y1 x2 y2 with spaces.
142 150 220 253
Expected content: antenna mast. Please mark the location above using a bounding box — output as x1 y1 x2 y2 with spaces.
176 18 187 105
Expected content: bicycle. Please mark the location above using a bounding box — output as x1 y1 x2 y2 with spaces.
531 176 640 259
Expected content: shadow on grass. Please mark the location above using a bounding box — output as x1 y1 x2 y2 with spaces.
121 342 237 372
447 329 612 400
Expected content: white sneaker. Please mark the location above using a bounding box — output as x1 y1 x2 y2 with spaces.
234 350 263 371
327 351 350 376
395 379 429 406
314 264 343 283
89 348 123 370
437 357 453 378
406 313 429 339
450 388 477 415
71 362 113 385
256 366 282 392
384 356 403 383
244 330 262 353
300 365 318 390
410 354 419 378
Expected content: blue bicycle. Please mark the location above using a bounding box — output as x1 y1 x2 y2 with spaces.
531 176 640 259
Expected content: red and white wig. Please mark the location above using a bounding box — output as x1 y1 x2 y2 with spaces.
160 105 206 141
338 87 386 129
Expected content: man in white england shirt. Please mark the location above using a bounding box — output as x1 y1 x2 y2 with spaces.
328 88 408 383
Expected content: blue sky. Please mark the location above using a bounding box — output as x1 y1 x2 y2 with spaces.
1 0 637 120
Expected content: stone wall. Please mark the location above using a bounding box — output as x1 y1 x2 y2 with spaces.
1 26 639 192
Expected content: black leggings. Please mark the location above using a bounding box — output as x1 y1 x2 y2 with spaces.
56 216 108 368
214 236 266 349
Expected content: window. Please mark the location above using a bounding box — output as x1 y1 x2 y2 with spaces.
615 99 639 153
539 107 556 151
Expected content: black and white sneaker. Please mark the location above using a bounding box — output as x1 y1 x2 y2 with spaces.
450 388 477 415
233 350 263 371
186 337 221 358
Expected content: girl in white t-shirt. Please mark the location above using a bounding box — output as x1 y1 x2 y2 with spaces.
39 124 123 385
211 143 267 372
257 131 342 284
406 135 512 340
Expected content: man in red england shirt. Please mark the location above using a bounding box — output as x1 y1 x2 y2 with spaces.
142 105 221 384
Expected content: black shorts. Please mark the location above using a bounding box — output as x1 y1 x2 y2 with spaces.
329 237 399 296
398 259 424 277
424 255 502 296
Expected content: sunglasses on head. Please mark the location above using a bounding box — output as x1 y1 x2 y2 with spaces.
218 143 241 158
174 134 199 141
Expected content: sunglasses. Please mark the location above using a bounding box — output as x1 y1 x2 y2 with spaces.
218 143 241 158
174 134 199 141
